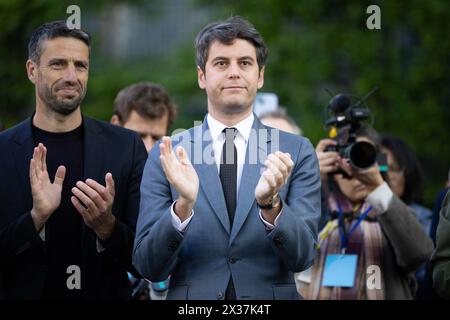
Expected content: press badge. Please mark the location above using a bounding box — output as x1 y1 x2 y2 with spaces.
322 254 358 287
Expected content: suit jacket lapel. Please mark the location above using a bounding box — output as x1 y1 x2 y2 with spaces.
191 119 230 235
230 116 271 244
11 117 34 208
81 116 106 284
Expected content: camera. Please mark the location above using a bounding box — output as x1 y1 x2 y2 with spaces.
323 88 386 171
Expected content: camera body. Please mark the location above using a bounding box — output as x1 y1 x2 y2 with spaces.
324 91 384 171
324 128 378 170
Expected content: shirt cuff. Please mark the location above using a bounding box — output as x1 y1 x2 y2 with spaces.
96 238 106 253
38 225 45 241
171 201 194 232
366 181 393 213
259 209 282 230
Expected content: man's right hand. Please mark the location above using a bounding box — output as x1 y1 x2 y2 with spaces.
159 136 199 222
29 143 66 231
315 139 341 180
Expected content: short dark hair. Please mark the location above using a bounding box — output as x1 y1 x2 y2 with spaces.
381 134 425 204
28 20 90 64
194 16 268 72
113 82 177 130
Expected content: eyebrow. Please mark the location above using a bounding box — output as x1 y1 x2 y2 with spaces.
210 56 256 63
48 58 66 65
48 58 89 66
237 56 255 62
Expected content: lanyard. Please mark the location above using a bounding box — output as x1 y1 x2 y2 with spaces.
337 203 373 253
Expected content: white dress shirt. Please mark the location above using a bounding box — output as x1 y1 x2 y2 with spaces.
171 112 280 232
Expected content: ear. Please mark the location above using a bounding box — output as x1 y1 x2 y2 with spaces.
197 66 206 90
257 66 265 90
110 115 121 126
26 59 38 84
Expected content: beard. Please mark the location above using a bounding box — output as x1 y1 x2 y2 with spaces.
37 78 86 116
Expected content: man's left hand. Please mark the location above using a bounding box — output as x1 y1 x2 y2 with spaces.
352 164 384 193
255 151 294 205
71 173 116 241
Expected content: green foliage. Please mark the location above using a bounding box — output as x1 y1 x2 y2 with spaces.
1 0 448 206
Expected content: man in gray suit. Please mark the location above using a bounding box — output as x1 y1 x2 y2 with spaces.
133 16 321 300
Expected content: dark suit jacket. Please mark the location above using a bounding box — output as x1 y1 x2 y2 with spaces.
431 189 450 299
133 115 321 300
0 115 147 299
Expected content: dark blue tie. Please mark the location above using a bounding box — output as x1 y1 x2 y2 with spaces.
219 127 237 300
220 128 238 227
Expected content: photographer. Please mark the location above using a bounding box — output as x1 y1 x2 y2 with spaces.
297 126 433 299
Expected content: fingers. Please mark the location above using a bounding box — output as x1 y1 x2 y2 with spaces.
317 150 339 161
54 165 66 186
105 173 115 198
29 158 37 187
81 175 114 203
72 183 101 213
266 154 287 181
160 136 173 157
264 151 295 188
176 146 191 165
160 152 171 179
319 155 340 167
275 151 294 173
41 143 47 172
338 158 353 177
159 137 168 157
36 143 45 172
353 164 384 188
266 152 294 182
32 145 41 177
262 169 277 189
264 159 284 187
316 139 337 153
354 164 379 178
165 136 173 154
85 178 107 200
71 195 89 218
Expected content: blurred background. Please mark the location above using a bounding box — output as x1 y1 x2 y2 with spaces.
0 0 449 207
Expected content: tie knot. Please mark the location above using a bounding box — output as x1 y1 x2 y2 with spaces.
223 127 238 141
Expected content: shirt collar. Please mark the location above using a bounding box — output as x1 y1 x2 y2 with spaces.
207 112 254 143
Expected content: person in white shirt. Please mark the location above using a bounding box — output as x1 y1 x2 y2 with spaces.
133 16 321 300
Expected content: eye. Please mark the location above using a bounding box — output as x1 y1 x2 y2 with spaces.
51 61 63 68
75 62 88 70
240 60 253 67
215 60 227 67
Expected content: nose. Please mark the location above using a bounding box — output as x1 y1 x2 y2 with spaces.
227 61 240 79
63 63 77 83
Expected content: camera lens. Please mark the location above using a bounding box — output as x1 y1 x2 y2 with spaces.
348 141 377 169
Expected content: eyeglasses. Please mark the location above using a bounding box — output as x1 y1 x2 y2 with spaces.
388 164 404 174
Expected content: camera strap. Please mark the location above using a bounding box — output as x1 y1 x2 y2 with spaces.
337 203 373 254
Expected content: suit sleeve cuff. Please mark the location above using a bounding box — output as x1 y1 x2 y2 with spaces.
366 181 393 213
39 225 46 241
96 238 106 253
171 201 194 232
259 209 282 230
